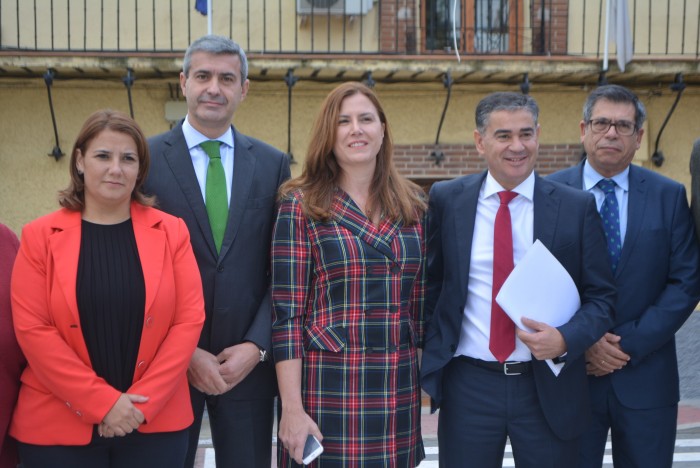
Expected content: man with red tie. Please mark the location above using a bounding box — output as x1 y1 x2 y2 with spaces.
420 92 616 467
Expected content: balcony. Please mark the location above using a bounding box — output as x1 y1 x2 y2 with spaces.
0 0 698 86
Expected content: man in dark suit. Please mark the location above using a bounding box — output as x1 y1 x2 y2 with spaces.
421 92 616 467
690 138 700 244
548 84 700 468
144 35 290 468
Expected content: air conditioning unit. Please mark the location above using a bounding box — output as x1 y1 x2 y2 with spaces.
296 0 373 16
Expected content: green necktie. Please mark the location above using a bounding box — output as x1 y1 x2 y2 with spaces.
200 140 228 254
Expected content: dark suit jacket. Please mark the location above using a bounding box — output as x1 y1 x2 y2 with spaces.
420 172 616 441
690 138 700 244
548 161 700 409
145 122 291 400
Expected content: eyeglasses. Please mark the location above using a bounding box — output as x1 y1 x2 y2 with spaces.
587 118 637 136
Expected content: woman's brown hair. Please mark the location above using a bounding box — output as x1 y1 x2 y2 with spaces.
280 82 426 224
58 109 155 210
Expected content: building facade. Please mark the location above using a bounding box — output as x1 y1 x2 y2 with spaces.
1 0 698 232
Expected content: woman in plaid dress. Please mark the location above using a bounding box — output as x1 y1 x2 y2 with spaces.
272 82 427 467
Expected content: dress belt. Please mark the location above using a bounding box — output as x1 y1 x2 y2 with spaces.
457 355 532 375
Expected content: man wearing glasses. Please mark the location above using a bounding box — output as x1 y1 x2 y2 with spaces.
549 84 700 468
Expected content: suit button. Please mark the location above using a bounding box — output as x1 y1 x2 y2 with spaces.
65 401 71 408
217 265 224 272
390 264 401 274
450 345 457 353
137 361 146 369
145 316 154 327
75 411 82 417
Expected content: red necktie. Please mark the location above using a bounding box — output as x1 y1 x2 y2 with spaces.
490 190 518 363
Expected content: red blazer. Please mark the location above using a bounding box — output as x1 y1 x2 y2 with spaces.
0 223 21 468
10 203 205 445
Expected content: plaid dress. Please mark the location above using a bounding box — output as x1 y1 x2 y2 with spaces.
272 189 426 468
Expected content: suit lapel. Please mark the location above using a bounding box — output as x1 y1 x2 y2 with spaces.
162 123 218 257
453 174 483 300
130 204 166 315
218 128 255 260
617 165 646 274
48 210 83 327
563 161 586 188
331 191 400 260
533 176 560 249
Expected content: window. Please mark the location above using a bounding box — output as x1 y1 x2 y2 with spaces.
424 0 524 54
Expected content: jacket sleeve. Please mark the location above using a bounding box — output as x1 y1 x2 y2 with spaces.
128 218 205 423
243 151 292 352
271 194 312 362
614 185 700 363
11 222 121 424
411 215 427 348
557 195 616 362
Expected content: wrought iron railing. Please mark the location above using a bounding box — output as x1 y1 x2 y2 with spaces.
0 0 697 58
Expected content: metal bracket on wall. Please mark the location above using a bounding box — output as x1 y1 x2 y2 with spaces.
123 68 135 119
363 71 376 88
652 73 686 167
430 70 453 166
43 69 64 161
520 73 530 95
284 68 299 165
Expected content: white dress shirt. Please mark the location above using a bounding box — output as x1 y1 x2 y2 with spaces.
182 116 235 205
456 171 535 362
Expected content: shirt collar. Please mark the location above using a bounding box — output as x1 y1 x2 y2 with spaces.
182 115 234 150
582 159 629 192
483 171 535 202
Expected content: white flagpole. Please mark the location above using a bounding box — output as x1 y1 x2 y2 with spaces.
603 0 611 71
207 0 213 35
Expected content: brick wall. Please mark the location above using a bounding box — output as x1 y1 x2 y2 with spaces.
379 0 416 53
531 0 569 54
394 143 583 181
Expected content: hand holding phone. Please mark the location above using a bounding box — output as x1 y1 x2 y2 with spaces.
302 434 324 465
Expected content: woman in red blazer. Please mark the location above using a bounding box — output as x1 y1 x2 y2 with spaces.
10 110 205 467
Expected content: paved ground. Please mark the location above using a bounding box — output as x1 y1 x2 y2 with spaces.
677 311 700 401
196 311 700 467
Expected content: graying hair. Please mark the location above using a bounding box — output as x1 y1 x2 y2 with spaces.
183 35 248 82
475 92 539 133
582 84 646 131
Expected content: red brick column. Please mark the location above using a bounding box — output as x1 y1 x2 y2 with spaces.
378 0 416 53
530 0 569 54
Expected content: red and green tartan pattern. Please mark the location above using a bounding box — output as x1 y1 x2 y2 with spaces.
272 190 426 467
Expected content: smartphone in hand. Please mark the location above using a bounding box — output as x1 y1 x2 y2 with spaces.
302 434 323 465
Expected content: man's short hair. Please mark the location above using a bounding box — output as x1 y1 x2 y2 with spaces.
183 34 248 82
475 92 539 133
582 84 646 131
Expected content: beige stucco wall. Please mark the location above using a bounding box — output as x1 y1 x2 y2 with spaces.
1 77 699 235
